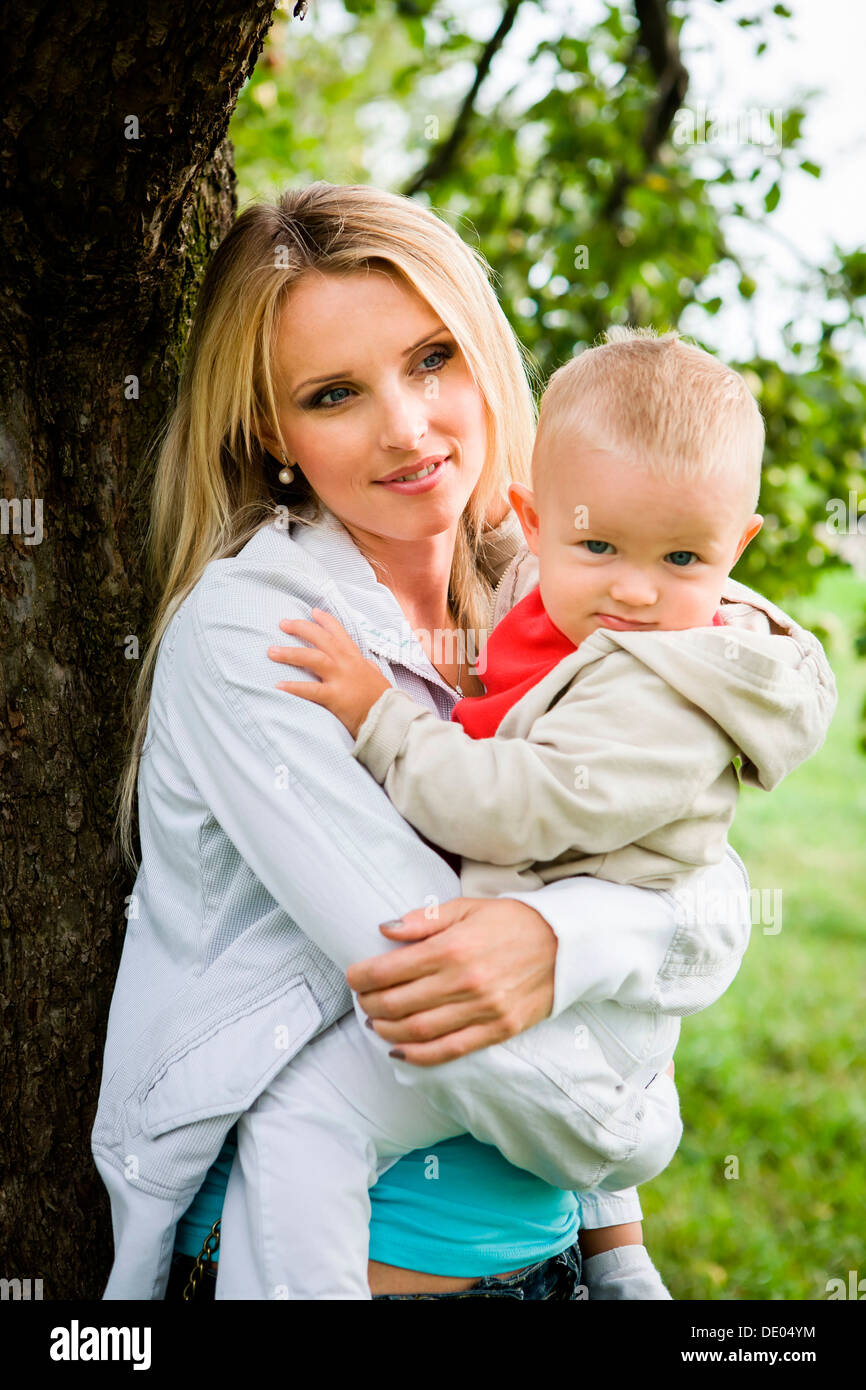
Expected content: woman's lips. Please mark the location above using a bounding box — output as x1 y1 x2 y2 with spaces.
374 457 449 493
595 613 656 630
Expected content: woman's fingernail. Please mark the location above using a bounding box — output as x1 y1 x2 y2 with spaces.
379 919 405 929
389 1049 406 1060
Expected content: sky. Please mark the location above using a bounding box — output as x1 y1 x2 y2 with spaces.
674 0 866 366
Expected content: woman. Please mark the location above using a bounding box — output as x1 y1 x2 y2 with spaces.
95 182 754 1300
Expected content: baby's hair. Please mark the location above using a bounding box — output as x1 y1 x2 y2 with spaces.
532 326 764 520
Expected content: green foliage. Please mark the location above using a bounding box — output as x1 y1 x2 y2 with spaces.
230 0 866 632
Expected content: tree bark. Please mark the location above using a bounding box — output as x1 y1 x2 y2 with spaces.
0 0 279 1298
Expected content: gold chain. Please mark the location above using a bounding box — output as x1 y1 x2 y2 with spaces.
182 1219 221 1301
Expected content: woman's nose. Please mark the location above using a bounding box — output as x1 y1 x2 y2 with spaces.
378 386 428 452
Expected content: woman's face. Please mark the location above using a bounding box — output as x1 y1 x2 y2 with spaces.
264 268 490 544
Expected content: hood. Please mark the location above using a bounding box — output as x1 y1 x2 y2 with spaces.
613 578 837 791
492 550 838 793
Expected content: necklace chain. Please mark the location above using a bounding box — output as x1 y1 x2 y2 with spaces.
452 611 464 696
445 615 463 696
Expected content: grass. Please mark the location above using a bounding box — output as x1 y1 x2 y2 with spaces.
641 566 866 1300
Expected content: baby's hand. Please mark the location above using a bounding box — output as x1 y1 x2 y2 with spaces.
268 609 392 738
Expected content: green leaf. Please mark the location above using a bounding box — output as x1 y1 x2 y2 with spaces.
764 182 781 213
405 16 425 48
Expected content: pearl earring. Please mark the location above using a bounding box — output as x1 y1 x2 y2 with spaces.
278 451 296 485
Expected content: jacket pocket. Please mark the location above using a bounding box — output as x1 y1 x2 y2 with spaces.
139 975 322 1140
501 1010 681 1188
503 1009 645 1154
578 1002 680 1082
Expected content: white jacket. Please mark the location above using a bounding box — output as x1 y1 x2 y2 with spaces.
92 504 758 1298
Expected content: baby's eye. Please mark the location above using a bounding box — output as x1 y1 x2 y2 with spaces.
666 550 699 567
582 540 615 555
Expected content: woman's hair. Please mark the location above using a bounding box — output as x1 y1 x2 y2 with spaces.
115 182 538 870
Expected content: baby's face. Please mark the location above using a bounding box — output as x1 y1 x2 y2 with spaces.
509 434 762 649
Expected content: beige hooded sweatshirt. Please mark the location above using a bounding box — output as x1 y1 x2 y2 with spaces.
352 546 838 894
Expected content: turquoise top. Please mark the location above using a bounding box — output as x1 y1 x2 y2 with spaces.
174 1129 579 1276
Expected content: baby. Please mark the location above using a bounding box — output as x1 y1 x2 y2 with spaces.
218 329 835 1300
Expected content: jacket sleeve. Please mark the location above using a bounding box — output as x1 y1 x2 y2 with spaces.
167 566 467 974
352 651 737 866
577 1185 643 1230
502 843 751 1019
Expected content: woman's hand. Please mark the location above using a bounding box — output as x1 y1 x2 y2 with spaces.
345 896 558 1066
268 609 392 738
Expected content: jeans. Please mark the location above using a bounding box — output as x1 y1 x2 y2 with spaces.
165 1242 583 1301
371 1244 584 1300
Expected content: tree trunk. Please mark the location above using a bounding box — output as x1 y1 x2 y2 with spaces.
0 0 279 1298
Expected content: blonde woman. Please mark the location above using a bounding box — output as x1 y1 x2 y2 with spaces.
94 182 753 1300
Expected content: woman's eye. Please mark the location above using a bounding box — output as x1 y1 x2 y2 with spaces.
418 345 454 372
582 540 615 555
308 345 453 408
666 550 699 567
311 385 353 408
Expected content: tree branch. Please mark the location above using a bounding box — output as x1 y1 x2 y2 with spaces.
403 0 526 196
603 0 689 221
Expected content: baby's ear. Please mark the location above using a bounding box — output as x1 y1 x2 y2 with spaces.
733 513 764 565
507 483 541 554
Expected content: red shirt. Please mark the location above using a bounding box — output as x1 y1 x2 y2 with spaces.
452 586 725 738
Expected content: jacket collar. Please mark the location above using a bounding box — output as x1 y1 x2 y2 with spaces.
286 504 456 693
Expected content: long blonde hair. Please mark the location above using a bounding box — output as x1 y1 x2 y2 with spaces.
115 182 538 870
